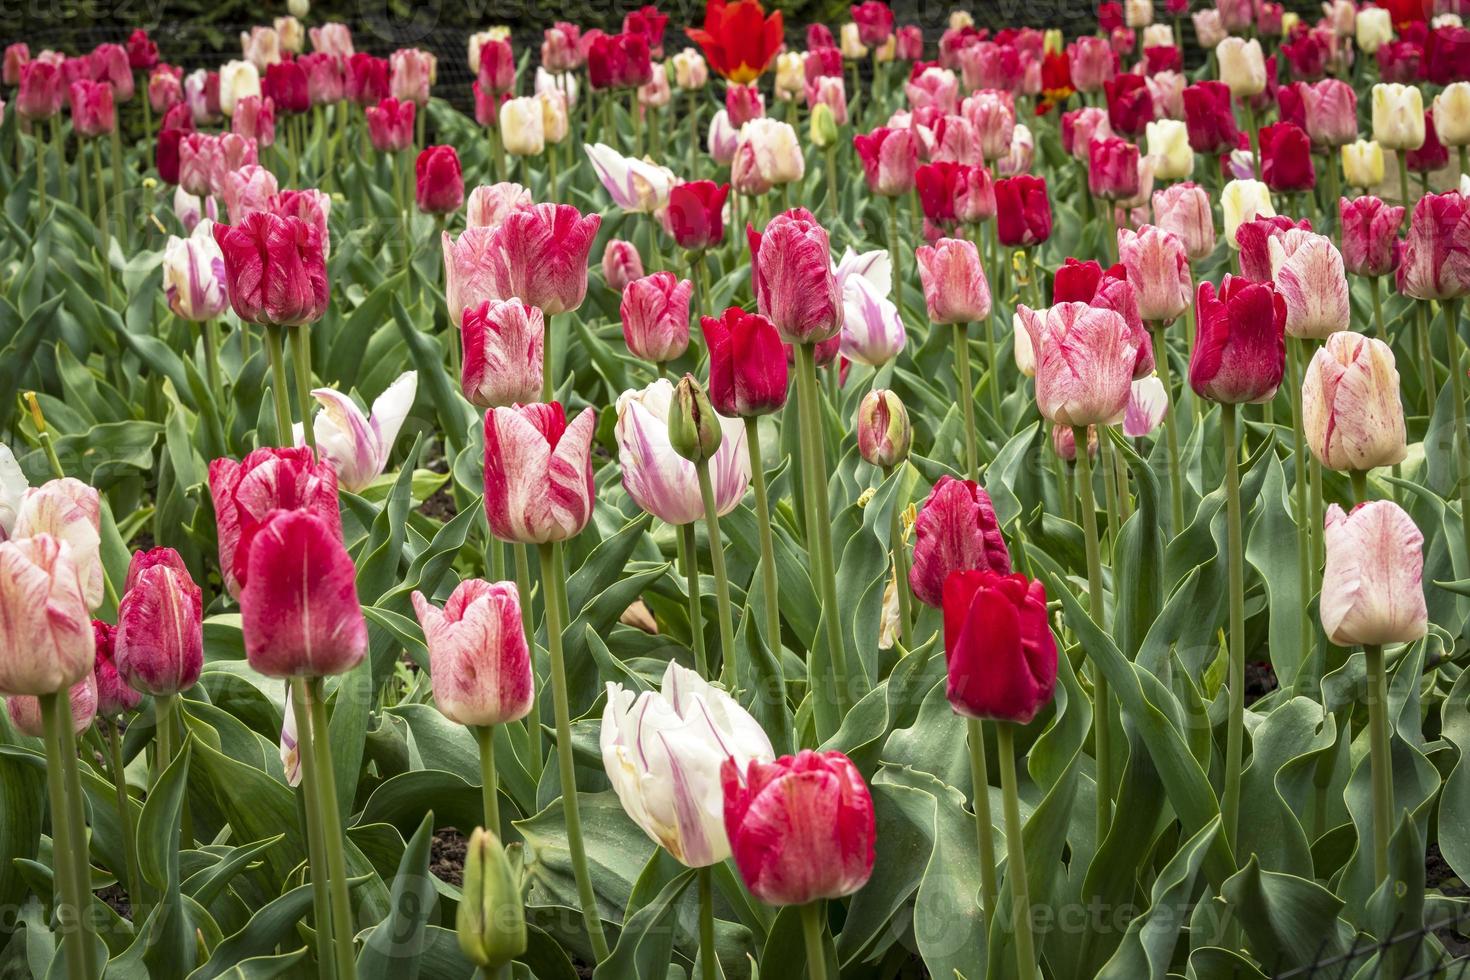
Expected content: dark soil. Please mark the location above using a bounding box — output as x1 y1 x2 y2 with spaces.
1244 661 1278 706
430 828 467 888
1426 843 1470 959
97 883 130 921
420 487 458 521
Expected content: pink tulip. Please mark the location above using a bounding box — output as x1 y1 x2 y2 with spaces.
1024 302 1139 426
3 43 28 87
483 402 597 544
915 237 991 324
962 89 1016 161
221 163 279 221
230 95 275 148
466 182 533 231
300 52 346 105
1062 106 1113 160
91 621 141 718
602 238 645 292
1118 225 1192 324
1236 215 1311 283
443 227 500 323
365 97 415 152
12 478 104 611
212 210 329 326
1150 182 1216 261
1068 36 1117 93
1302 332 1407 472
416 145 465 214
1339 196 1404 279
1300 79 1357 147
88 43 132 102
0 535 95 696
309 23 355 59
1088 136 1140 200
853 126 920 196
908 475 1012 608
240 510 367 677
488 203 602 315
114 547 203 696
726 82 765 126
1320 501 1428 647
412 580 533 727
621 273 693 365
1268 229 1350 339
721 749 877 906
7 674 96 737
906 66 959 114
461 300 545 409
389 47 435 105
67 79 115 138
748 208 842 345
1396 192 1470 301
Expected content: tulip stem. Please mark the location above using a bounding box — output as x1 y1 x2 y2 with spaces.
799 902 828 980
966 717 999 930
105 719 145 912
1364 642 1393 885
697 865 718 980
1445 300 1470 566
1151 324 1185 534
996 723 1038 980
92 135 114 306
795 344 850 717
883 464 915 652
109 124 124 249
538 542 611 962
680 522 710 679
1369 275 1385 342
1245 101 1261 182
153 692 175 787
1221 402 1246 856
696 459 738 688
1285 339 1315 671
290 678 337 979
954 323 979 481
824 144 839 220
1396 149 1411 226
51 116 67 207
1097 430 1122 550
1460 146 1469 182
304 677 358 979
266 324 295 445
887 195 905 323
201 319 223 406
1072 425 1112 835
745 418 784 657
475 725 501 839
542 313 555 402
34 126 48 220
40 693 91 980
1417 301 1436 419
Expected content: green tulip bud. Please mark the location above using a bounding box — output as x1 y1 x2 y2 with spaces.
856 389 912 469
456 828 526 969
668 374 723 463
810 102 839 149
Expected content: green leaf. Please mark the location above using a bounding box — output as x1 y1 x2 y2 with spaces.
137 738 195 975
591 868 695 980
357 810 440 977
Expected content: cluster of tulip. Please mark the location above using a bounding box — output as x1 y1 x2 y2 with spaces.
2 0 1470 976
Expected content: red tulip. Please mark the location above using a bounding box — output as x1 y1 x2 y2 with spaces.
701 306 789 417
942 569 1057 724
851 1 895 45
686 0 785 85
366 97 415 153
1259 122 1315 193
1339 196 1404 279
17 60 64 120
994 175 1052 247
721 749 876 906
68 79 115 138
483 402 597 544
1053 257 1104 303
1282 30 1329 81
113 547 203 697
725 82 765 125
1144 45 1182 74
213 210 329 326
1088 136 1140 200
488 203 601 316
896 25 924 60
621 272 693 364
416 145 464 214
624 5 671 57
805 45 843 85
1098 1 1124 31
1236 215 1312 282
1189 275 1287 404
345 53 390 105
664 180 729 251
1406 111 1449 173
1182 80 1238 154
461 299 545 409
264 61 309 114
92 621 141 718
1103 72 1154 138
1376 40 1423 84
807 23 837 51
916 161 961 224
1426 25 1470 85
908 475 1012 608
587 32 653 90
127 29 158 70
240 510 367 678
478 38 516 94
208 446 342 599
748 208 842 345
1397 192 1470 301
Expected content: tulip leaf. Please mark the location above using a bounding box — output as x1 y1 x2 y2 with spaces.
137 738 195 975
357 810 442 977
591 867 695 980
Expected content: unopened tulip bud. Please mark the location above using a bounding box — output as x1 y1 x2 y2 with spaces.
457 828 526 969
1371 83 1425 150
1434 82 1470 146
1342 139 1386 188
1217 37 1266 97
856 390 911 469
668 375 723 463
810 101 839 148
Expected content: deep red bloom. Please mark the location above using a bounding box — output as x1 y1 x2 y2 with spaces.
127 29 158 70
1339 196 1404 279
1259 122 1316 192
1053 257 1105 303
1282 30 1329 81
212 211 330 326
114 547 203 697
1103 71 1153 137
942 569 1057 724
916 161 962 224
994 175 1052 247
345 53 389 105
1427 25 1470 84
365 97 415 153
701 306 789 417
623 5 671 56
587 31 653 89
1183 80 1239 154
1406 111 1449 172
264 61 309 114
416 145 464 214
1376 40 1423 83
807 23 837 50
851 1 895 45
686 0 785 85
1144 45 1182 74
1275 81 1306 130
1189 275 1287 404
1098 1 1124 31
478 38 516 94
664 180 730 250
92 621 141 717
805 46 843 84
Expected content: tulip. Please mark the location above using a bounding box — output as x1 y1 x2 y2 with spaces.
1053 257 1104 303
667 374 726 466
67 79 115 138
587 32 653 90
856 389 912 468
1372 83 1426 150
853 126 919 196
12 479 103 612
840 22 870 59
416 145 464 214
1189 275 1287 403
484 402 597 544
725 82 765 126
1268 230 1350 339
673 48 709 89
1124 375 1170 437
963 89 1016 161
220 163 279 221
148 66 183 115
739 118 806 186
538 89 571 145
1068 36 1116 93
218 59 261 117
907 476 1012 608
602 661 774 867
239 27 281 71
1320 501 1428 647
275 16 304 54
494 97 543 157
1340 197 1405 280
540 23 581 74
442 227 502 323
346 54 392 106
1150 182 1216 261
485 203 601 317
300 53 345 105
584 143 677 214
389 47 435 106
0 535 96 695
1181 81 1238 155
461 300 545 409
459 185 527 233
457 828 526 970
906 66 960 115
1118 225 1192 324
701 307 789 417
996 123 1036 177
1356 7 1394 52
1062 106 1114 160
1427 25 1470 86
113 547 203 696
621 273 693 365
1397 192 1470 301
1260 122 1316 193
1434 83 1470 147
1301 333 1407 474
1220 178 1276 248
162 220 230 322
1217 37 1266 97
707 109 740 163
3 43 28 86
18 60 64 119
264 61 309 115
1089 136 1140 200
1104 72 1154 138
994 175 1052 247
475 38 515 95
411 580 532 727
309 23 355 58
1024 302 1139 426
213 211 329 326
915 238 991 324
838 270 905 366
664 180 729 252
602 239 645 294
942 569 1057 724
615 380 749 526
1145 119 1193 181
365 97 415 153
721 749 876 906
6 675 96 737
1300 79 1357 149
747 208 842 345
301 371 417 493
230 96 275 148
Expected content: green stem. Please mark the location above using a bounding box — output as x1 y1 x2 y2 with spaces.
512 543 542 783
35 127 47 218
289 329 315 452
39 694 88 980
475 725 501 838
955 323 979 480
202 319 223 406
695 459 738 689
109 124 123 247
56 694 97 979
1245 100 1261 182
1221 403 1246 854
1418 300 1436 419
966 717 999 930
1351 470 1369 505
996 723 1038 980
1098 429 1121 550
824 143 838 220
542 313 555 402
680 521 709 678
698 865 717 980
305 677 358 979
153 693 175 787
266 324 294 445
290 676 335 977
745 418 783 655
105 720 144 910
78 139 90 222
799 902 827 980
1370 276 1385 342
52 116 68 205
1444 299 1470 566
539 543 611 961
1073 425 1112 835
884 465 914 652
92 137 113 306
1151 325 1185 533
887 195 904 321
1364 642 1393 885
1286 341 1315 674
1397 149 1411 226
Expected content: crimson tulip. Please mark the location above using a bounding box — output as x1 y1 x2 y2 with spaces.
478 39 515 94
487 203 601 315
92 621 141 718
851 1 895 45
345 53 390 105
264 61 308 114
1189 275 1287 404
213 211 329 326
1088 136 1140 200
664 180 729 251
68 79 115 138
1259 123 1316 193
416 145 464 214
1103 72 1154 138
853 126 919 196
113 548 203 697
1236 215 1311 282
1339 196 1404 279
587 32 653 90
994 175 1051 247
701 307 789 417
127 29 158 70
1405 111 1449 174
366 97 415 153
942 569 1057 724
1182 80 1238 154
